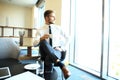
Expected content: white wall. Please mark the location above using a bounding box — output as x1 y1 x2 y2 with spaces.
0 2 35 46
0 2 33 28
45 0 62 25
0 1 62 27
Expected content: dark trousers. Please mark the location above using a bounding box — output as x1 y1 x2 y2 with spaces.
39 40 62 73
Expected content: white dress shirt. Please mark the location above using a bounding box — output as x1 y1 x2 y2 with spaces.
33 24 69 50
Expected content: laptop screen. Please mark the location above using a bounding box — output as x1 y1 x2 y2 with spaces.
0 67 11 79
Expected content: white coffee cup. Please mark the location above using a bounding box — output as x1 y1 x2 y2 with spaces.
49 34 53 38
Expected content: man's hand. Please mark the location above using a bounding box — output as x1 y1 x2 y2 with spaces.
40 34 50 41
54 46 63 51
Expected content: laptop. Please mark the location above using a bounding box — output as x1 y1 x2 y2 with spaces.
0 67 11 79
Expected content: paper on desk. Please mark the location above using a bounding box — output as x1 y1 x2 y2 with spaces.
5 71 44 80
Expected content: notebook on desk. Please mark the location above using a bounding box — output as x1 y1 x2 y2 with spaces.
5 71 44 80
0 67 11 79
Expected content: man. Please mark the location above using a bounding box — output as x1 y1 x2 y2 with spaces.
33 10 71 79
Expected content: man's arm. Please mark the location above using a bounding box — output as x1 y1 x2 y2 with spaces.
33 29 51 47
60 28 70 51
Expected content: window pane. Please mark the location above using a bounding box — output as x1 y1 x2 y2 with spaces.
109 0 120 79
74 0 102 75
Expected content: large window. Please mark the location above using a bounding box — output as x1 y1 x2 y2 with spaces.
68 0 120 80
70 0 102 76
33 5 45 28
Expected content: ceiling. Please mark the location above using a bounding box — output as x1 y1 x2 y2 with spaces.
0 0 38 7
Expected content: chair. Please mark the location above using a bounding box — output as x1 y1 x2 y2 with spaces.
0 38 20 67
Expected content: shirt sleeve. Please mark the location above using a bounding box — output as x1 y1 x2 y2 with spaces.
59 27 70 50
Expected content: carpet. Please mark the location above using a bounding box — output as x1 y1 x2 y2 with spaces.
55 65 101 80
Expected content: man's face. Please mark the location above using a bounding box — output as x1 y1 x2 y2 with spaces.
45 13 56 24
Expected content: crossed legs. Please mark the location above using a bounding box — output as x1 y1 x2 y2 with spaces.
39 40 71 79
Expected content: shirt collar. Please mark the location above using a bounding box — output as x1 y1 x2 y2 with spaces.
44 24 56 30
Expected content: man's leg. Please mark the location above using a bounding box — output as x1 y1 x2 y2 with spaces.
39 45 46 61
40 40 60 73
40 40 71 79
40 40 59 62
44 56 53 73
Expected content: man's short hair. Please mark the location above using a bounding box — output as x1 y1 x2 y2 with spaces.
44 10 54 18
